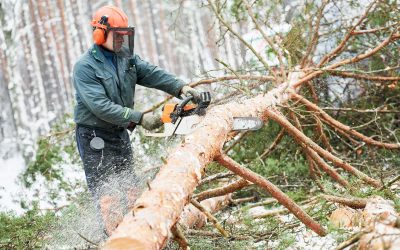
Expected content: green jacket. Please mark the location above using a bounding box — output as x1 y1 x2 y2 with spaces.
73 44 185 129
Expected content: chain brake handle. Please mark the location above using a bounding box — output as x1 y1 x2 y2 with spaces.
170 96 193 124
170 92 211 124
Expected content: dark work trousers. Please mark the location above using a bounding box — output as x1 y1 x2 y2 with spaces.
75 125 137 229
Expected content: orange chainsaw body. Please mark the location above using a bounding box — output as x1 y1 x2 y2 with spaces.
161 103 196 123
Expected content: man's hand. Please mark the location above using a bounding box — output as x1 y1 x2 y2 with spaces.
181 86 201 103
140 113 163 131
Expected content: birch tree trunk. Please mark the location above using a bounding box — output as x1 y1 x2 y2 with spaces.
56 0 72 74
0 6 17 142
45 0 72 105
37 0 65 114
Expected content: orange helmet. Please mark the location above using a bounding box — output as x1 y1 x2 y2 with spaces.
91 6 129 45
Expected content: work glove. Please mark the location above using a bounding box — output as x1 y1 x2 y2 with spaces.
139 113 163 131
181 85 201 103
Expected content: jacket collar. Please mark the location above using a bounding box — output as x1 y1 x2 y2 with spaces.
90 44 106 63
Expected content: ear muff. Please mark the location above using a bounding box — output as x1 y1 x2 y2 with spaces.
93 28 106 45
92 15 109 45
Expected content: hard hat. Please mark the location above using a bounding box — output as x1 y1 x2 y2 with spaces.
91 5 129 45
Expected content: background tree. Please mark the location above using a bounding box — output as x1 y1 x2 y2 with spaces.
0 0 398 249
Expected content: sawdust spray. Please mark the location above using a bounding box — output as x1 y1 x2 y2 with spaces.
46 132 180 248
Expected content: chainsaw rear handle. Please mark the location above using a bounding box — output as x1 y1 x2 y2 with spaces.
194 92 211 116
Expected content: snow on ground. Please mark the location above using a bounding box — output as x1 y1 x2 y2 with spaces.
0 151 26 214
220 202 345 249
287 226 338 250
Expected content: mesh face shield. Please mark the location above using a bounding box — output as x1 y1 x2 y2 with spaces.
110 27 135 58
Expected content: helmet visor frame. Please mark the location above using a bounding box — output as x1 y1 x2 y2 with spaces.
110 27 135 58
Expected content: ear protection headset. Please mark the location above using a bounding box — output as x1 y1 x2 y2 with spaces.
92 16 109 45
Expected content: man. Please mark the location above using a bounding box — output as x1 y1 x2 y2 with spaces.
73 5 199 235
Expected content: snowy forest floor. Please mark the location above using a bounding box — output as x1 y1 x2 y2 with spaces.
1 102 399 250
4 140 397 250
0 112 398 250
43 173 399 250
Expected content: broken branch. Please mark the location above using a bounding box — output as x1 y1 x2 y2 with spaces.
291 92 400 149
199 172 235 186
190 199 230 238
317 0 377 67
171 223 189 250
321 194 368 209
259 128 285 159
289 109 350 188
215 153 327 236
326 70 400 81
194 178 251 202
264 109 381 187
143 75 274 113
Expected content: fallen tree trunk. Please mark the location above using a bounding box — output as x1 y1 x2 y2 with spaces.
329 196 400 250
104 72 304 249
103 26 400 248
358 197 400 250
103 69 391 248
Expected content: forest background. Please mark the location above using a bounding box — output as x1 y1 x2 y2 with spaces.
0 0 399 249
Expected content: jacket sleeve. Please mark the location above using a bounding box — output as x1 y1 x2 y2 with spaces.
134 55 185 97
73 61 143 126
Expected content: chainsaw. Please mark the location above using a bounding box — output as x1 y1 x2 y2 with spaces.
144 92 264 137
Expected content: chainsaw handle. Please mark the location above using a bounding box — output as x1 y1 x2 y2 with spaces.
192 92 211 116
170 92 210 124
176 96 193 113
170 96 193 123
